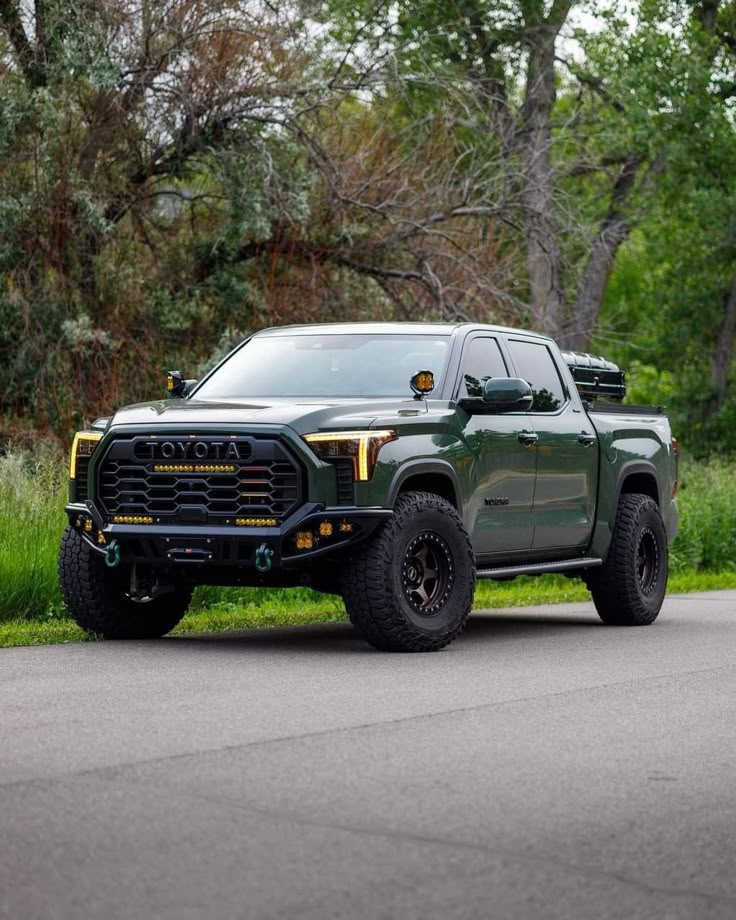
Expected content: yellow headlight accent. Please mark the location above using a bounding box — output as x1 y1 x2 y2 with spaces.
339 521 354 533
235 518 278 527
69 431 103 479
303 430 397 482
319 521 333 537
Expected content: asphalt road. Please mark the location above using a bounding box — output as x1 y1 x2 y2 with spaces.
2 590 736 920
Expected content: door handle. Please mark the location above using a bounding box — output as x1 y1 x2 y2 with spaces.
577 431 596 446
518 430 538 447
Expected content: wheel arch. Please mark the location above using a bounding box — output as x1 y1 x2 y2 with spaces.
386 460 461 511
615 463 660 514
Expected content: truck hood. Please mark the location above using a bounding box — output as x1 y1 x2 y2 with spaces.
108 396 434 436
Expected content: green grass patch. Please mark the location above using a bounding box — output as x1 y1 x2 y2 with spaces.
2 569 735 649
0 452 68 622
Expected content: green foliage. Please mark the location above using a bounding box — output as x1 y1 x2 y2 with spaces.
0 0 734 452
0 451 68 621
624 361 675 408
670 458 736 572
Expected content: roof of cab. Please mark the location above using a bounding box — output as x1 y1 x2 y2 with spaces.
253 321 551 340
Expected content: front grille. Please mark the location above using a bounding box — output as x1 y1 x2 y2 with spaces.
98 435 302 523
334 460 354 505
75 456 91 502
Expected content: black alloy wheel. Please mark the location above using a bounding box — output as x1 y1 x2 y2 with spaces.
636 526 660 596
401 531 454 617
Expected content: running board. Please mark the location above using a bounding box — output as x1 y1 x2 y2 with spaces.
476 557 603 580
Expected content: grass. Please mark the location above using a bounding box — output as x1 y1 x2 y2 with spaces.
2 569 736 649
0 451 68 622
1 449 735 648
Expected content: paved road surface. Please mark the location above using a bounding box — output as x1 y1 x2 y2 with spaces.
2 590 736 919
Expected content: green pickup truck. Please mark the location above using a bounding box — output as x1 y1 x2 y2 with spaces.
60 323 679 652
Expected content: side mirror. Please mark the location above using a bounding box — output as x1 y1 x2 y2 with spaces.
483 378 533 413
166 371 197 399
460 377 533 414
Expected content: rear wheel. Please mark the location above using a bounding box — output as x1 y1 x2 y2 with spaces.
59 526 192 638
341 492 475 652
588 493 668 626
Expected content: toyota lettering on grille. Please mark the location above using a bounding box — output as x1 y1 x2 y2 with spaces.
139 441 250 461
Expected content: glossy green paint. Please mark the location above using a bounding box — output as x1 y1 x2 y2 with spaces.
73 322 678 568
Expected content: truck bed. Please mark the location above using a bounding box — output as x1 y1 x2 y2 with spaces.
584 401 665 416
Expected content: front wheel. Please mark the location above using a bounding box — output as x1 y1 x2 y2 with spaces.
340 492 476 652
588 494 668 626
59 526 192 638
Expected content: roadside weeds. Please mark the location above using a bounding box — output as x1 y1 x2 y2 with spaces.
2 570 735 649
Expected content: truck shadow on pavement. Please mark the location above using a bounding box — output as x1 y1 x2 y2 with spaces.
169 609 606 654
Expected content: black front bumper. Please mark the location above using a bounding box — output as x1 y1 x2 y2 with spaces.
65 500 391 571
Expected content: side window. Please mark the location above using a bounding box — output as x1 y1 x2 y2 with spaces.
507 340 566 412
460 337 508 397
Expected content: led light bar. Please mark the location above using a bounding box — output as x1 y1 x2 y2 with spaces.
153 464 237 473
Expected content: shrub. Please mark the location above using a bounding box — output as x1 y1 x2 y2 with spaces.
669 457 736 572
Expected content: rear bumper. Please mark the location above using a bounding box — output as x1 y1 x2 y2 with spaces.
65 500 391 570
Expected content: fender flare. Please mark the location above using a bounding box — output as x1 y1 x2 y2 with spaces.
386 459 462 510
610 460 660 526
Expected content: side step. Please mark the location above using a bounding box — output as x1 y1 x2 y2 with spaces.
476 557 603 580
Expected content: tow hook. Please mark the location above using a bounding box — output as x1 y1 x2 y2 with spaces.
105 540 121 568
254 543 273 573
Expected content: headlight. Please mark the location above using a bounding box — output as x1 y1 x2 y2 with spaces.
303 430 397 482
70 431 103 479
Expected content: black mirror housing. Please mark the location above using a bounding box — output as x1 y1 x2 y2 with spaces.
460 377 533 414
483 377 533 412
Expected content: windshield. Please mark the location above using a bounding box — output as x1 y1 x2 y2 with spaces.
194 334 451 399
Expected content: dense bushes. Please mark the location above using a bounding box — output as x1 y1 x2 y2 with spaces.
0 450 733 624
669 459 736 572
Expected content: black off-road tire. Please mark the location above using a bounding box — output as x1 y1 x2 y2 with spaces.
588 493 668 626
59 526 192 638
340 491 475 652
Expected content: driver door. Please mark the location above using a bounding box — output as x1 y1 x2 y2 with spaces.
457 335 537 557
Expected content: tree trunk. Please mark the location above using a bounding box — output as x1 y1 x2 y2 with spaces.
520 5 571 338
708 273 736 413
563 215 631 351
564 157 642 350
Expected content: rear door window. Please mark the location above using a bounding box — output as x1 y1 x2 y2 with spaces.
506 340 566 413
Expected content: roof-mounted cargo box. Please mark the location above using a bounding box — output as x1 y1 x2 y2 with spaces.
561 351 626 402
